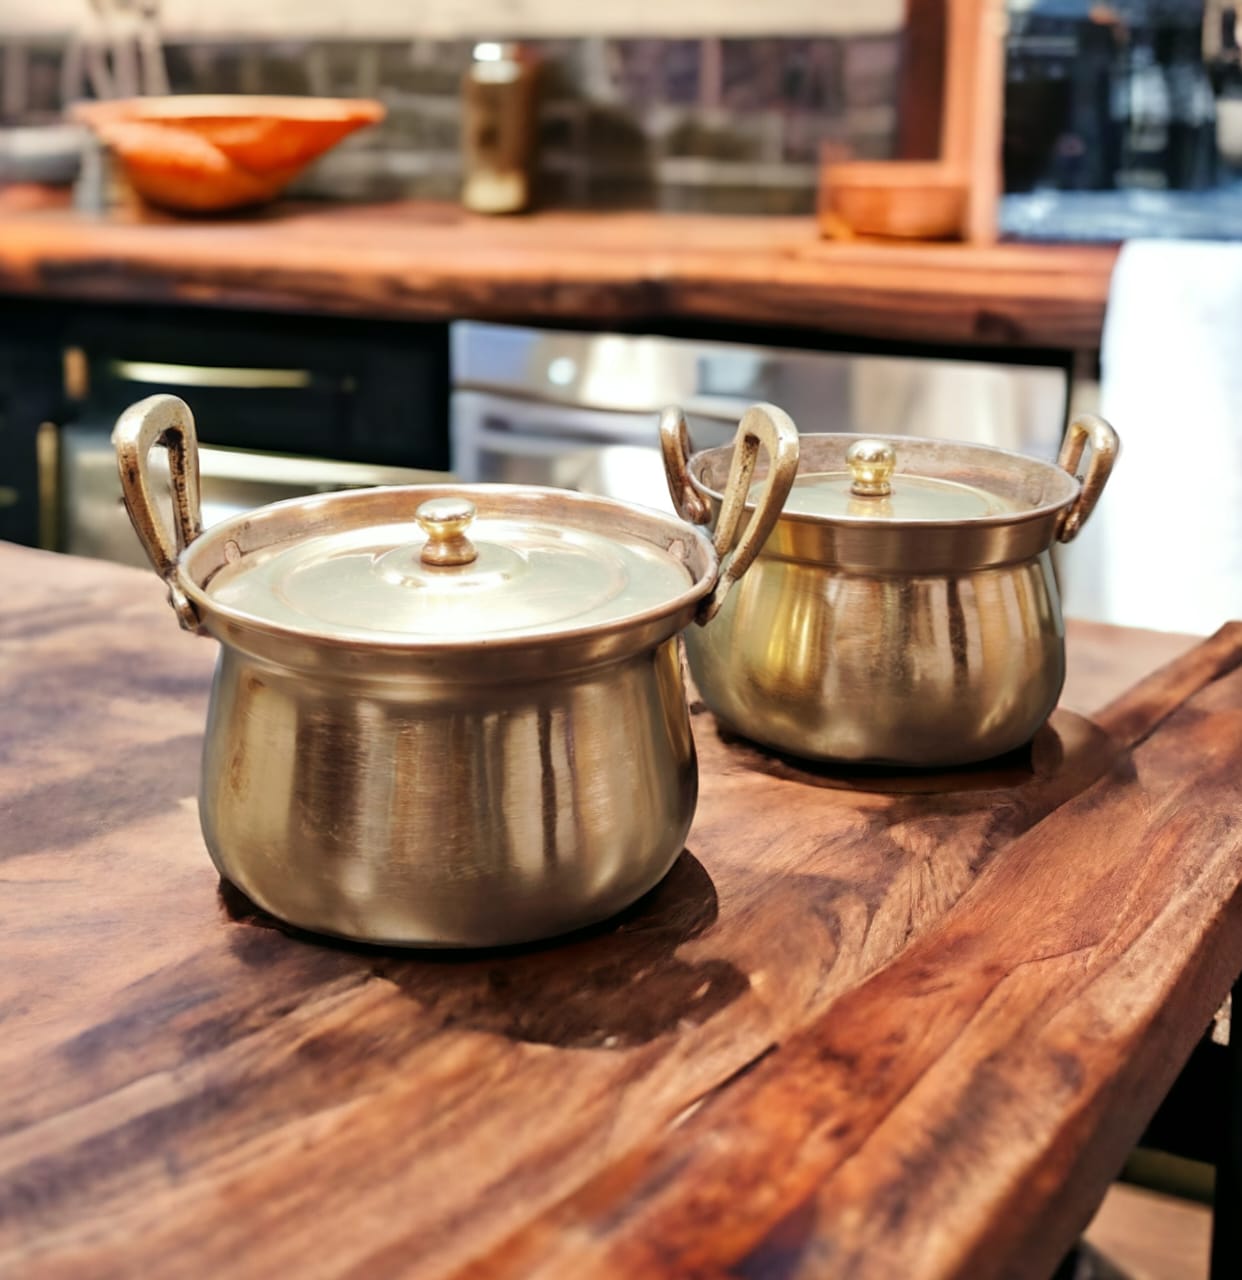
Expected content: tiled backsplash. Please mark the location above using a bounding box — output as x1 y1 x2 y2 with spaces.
0 35 901 213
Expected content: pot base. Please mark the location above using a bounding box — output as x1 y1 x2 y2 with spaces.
702 706 1053 770
701 707 1112 800
214 852 684 950
198 639 698 948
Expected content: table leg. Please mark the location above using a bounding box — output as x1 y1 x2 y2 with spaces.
1210 976 1242 1280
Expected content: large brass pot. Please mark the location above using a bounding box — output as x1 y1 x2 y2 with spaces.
114 395 797 946
663 412 1119 768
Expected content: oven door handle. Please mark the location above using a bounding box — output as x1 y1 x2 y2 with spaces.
473 414 658 447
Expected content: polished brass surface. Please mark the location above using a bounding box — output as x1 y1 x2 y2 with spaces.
113 393 797 946
201 495 702 644
846 438 896 496
416 496 479 566
756 467 1014 524
201 637 695 947
660 402 800 622
696 432 1090 574
1055 413 1119 543
674 419 1120 767
685 554 1065 766
660 404 712 525
113 394 205 633
179 400 793 646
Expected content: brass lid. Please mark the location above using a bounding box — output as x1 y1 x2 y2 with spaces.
202 489 699 643
687 427 1112 576
752 438 1018 521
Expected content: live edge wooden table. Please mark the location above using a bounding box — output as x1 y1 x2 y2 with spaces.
3 541 1241 1280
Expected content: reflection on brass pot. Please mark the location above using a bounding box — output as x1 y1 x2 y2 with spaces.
201 636 696 946
686 555 1064 766
113 394 798 947
665 416 1119 768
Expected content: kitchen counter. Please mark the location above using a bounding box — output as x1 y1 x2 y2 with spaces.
0 199 1118 350
4 540 1241 1280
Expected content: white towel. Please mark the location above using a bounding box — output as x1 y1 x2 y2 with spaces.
1082 240 1242 635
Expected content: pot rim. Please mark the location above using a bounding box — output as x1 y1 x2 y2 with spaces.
176 482 720 656
687 431 1081 533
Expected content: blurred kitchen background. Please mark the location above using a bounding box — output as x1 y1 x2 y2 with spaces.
1 27 902 214
1004 0 1242 237
0 0 1239 642
3 1 1239 222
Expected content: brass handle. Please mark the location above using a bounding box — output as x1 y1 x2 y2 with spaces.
659 406 712 526
1056 413 1120 544
417 497 478 567
695 402 799 624
112 393 204 633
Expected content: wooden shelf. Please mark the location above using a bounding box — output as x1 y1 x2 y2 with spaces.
0 199 1118 350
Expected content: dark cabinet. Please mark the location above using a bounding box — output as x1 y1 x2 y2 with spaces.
0 301 452 550
0 302 66 547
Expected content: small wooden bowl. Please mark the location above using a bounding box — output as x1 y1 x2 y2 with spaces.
72 95 385 214
818 161 968 241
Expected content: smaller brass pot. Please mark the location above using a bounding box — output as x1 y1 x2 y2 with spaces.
113 395 798 947
663 411 1120 768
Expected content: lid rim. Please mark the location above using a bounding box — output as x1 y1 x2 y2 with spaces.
179 569 711 654
688 431 1081 530
692 494 1075 533
177 482 717 651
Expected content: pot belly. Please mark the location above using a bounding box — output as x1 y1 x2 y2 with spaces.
199 639 696 946
687 554 1065 767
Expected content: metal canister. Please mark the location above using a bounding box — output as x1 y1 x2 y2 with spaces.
461 42 540 215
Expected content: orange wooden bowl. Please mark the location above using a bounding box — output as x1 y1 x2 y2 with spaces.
818 161 968 241
72 96 385 213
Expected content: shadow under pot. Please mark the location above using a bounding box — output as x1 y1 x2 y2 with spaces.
662 412 1119 768
113 395 798 947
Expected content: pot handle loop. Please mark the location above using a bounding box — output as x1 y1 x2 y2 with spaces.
113 394 205 633
1055 413 1120 544
680 402 799 624
659 406 712 525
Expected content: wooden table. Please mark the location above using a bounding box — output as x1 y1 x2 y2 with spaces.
3 542 1239 1280
0 200 1117 349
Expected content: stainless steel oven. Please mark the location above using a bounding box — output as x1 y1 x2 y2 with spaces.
449 323 1070 516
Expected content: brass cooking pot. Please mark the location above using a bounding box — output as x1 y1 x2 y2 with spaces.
662 410 1119 768
114 394 798 947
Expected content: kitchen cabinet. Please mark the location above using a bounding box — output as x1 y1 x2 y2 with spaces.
0 300 65 547
59 303 451 469
0 299 450 552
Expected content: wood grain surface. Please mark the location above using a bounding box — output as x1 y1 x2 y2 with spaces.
0 201 1118 349
0 541 1233 1280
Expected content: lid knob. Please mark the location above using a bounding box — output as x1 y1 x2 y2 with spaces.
846 439 896 497
417 497 478 567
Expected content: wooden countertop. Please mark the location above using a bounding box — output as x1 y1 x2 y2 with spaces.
0 198 1118 349
4 540 1240 1279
